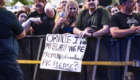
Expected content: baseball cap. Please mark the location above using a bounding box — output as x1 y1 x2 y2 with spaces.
119 0 127 5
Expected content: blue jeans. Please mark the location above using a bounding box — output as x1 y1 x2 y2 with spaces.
0 60 23 80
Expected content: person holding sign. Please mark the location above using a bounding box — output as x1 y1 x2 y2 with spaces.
52 0 79 34
52 0 83 80
22 0 56 35
73 0 111 80
0 0 26 79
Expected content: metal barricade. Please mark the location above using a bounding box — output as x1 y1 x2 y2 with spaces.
17 34 140 80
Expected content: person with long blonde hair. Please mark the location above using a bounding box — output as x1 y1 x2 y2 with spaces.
53 0 79 34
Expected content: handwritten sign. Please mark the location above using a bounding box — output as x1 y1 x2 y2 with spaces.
40 34 87 72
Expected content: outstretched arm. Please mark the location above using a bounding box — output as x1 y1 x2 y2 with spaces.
22 17 42 32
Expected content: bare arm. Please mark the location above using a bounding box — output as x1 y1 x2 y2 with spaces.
44 3 55 18
52 16 66 34
110 25 139 38
92 25 109 37
15 30 26 40
73 27 82 36
22 18 42 32
22 19 31 32
52 24 61 34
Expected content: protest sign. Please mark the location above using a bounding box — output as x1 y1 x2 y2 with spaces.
40 34 87 72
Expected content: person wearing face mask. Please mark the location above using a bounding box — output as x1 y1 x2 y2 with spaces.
22 0 56 35
73 0 110 80
52 0 79 34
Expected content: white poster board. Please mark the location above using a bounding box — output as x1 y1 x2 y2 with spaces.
40 34 87 72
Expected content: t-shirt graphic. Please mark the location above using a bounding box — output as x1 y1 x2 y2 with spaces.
110 12 140 29
127 17 139 27
43 15 48 20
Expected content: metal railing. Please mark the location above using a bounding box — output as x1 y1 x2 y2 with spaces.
17 34 140 80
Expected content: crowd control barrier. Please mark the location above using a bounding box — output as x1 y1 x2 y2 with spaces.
17 34 140 80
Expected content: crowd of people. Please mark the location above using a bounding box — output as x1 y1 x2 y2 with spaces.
5 0 140 37
1 0 140 79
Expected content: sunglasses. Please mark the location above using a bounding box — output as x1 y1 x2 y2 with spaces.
69 8 76 10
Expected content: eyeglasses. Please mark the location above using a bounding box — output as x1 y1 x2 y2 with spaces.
87 0 95 2
61 1 67 3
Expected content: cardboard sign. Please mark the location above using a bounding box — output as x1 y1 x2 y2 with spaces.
40 34 87 72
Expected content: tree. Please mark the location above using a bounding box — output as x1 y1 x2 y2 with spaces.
48 0 51 3
113 0 119 5
10 0 34 5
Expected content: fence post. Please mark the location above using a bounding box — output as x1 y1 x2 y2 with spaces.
115 39 121 80
33 38 44 80
58 71 62 80
123 36 134 80
110 38 118 80
29 38 33 80
92 37 102 80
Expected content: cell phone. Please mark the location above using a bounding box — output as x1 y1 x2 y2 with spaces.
91 25 97 30
61 12 65 17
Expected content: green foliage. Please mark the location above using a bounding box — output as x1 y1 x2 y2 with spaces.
112 0 119 5
48 0 51 3
10 0 34 5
